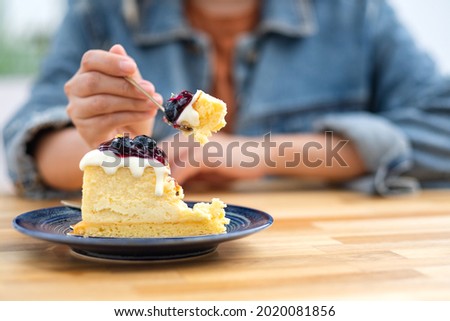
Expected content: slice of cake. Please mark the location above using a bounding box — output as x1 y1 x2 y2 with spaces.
71 135 228 238
164 90 227 145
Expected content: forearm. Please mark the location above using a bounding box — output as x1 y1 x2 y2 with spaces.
35 127 90 191
34 130 366 191
261 133 367 181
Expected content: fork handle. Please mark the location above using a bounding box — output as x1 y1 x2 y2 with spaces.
124 76 165 112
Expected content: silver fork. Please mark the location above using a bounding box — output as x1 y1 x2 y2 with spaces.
124 76 166 112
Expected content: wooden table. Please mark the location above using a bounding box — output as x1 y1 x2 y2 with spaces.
2 185 450 300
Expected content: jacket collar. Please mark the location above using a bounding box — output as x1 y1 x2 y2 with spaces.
258 0 317 37
132 0 317 46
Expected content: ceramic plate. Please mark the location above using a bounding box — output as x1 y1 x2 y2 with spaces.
13 202 273 262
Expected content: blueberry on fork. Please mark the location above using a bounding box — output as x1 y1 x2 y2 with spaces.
163 90 194 131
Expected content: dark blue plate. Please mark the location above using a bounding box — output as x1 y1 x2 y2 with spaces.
12 202 273 262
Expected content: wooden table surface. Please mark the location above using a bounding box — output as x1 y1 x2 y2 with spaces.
2 185 450 300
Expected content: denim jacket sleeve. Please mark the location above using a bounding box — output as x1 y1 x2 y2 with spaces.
315 0 450 195
2 1 98 199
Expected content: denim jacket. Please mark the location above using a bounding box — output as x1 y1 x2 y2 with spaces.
4 0 450 199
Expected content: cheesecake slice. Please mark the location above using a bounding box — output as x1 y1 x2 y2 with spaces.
71 135 228 238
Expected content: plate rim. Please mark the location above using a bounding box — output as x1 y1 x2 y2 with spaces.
12 202 274 248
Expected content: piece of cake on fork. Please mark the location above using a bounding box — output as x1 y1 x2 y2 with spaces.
164 90 227 145
71 135 228 238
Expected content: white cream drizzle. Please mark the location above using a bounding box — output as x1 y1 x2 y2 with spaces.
175 90 201 128
79 149 169 196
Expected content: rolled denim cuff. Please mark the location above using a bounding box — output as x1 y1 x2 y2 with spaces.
4 106 81 199
314 112 420 196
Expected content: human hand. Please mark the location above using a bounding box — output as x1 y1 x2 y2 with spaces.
65 44 163 148
161 133 267 185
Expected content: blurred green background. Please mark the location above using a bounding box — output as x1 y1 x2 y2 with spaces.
0 0 66 75
0 33 49 75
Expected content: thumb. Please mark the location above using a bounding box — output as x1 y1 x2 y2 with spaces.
110 44 142 79
109 44 128 56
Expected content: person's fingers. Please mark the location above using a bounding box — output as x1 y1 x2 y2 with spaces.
109 44 142 79
77 111 153 135
79 49 137 76
67 94 159 119
68 71 156 99
99 111 154 131
109 44 127 56
151 92 164 107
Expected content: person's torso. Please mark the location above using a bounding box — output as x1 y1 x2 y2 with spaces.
83 0 384 140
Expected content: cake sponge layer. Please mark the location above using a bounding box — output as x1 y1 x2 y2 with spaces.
72 220 227 238
191 91 227 145
73 166 228 237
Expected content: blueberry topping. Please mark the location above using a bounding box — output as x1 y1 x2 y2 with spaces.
122 135 133 154
98 135 167 165
133 135 157 151
164 90 194 125
109 137 122 150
